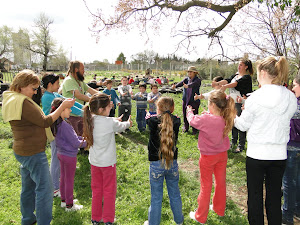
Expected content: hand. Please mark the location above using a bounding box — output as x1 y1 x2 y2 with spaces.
236 96 243 103
62 98 75 109
183 83 188 89
122 92 127 96
187 105 194 112
117 102 121 106
148 98 154 103
128 115 133 127
117 114 124 122
194 93 204 100
110 101 114 109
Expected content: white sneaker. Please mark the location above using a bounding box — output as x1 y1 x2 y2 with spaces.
143 221 149 225
65 203 83 212
189 211 205 224
209 204 214 211
53 190 61 197
61 199 78 208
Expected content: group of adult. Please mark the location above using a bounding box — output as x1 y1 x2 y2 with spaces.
2 58 299 225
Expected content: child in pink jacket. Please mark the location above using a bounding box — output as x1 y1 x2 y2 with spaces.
187 90 236 224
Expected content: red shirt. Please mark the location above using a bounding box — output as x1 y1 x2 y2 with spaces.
128 78 134 84
156 78 161 85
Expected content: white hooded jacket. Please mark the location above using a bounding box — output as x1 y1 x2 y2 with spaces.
234 84 297 160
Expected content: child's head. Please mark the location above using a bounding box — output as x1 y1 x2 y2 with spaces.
41 73 60 92
156 97 175 169
256 56 288 85
83 93 112 147
106 79 113 89
139 83 146 93
50 98 71 136
292 71 300 98
239 58 253 75
208 90 236 137
121 76 128 85
151 84 158 94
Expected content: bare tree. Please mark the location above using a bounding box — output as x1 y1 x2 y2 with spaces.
228 1 300 75
26 13 56 71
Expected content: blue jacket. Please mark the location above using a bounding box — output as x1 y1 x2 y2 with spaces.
103 88 120 108
41 91 83 116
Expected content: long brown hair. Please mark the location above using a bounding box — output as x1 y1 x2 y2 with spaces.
83 93 111 147
241 58 254 75
256 56 289 85
209 91 237 137
50 98 65 137
156 97 175 169
67 60 82 76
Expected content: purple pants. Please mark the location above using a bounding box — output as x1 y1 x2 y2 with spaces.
57 153 77 205
183 101 200 133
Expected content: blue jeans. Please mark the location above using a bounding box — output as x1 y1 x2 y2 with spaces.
136 108 146 131
14 151 53 225
282 148 300 223
50 140 60 190
148 160 184 225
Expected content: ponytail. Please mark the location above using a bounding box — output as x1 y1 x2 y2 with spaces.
156 97 175 169
256 56 289 85
209 91 237 137
82 93 111 147
159 112 174 169
82 105 94 147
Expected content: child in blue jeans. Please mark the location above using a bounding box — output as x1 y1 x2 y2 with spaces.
144 96 184 225
132 83 148 132
50 98 86 211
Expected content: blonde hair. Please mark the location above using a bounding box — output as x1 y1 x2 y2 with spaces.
156 97 175 169
9 69 40 92
83 93 110 147
256 56 289 85
209 91 237 137
67 60 82 76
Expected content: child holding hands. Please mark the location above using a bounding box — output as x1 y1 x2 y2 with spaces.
83 93 132 225
50 98 86 211
144 97 184 225
187 90 236 224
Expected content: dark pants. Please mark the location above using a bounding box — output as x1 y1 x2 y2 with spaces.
183 101 200 133
232 103 246 149
68 116 83 136
118 104 131 121
136 108 146 131
109 108 115 117
246 156 286 225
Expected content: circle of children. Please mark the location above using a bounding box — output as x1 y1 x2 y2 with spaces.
2 56 300 225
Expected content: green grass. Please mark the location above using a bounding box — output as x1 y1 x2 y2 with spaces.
0 77 248 225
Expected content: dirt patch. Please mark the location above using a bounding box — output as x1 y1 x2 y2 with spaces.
179 158 300 225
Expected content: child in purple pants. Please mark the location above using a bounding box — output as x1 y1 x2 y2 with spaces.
50 98 86 211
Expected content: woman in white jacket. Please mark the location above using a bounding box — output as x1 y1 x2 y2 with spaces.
234 56 297 225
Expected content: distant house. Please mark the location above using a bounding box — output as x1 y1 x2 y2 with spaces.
0 57 15 72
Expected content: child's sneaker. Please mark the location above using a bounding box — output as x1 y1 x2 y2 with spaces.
61 199 78 208
53 190 61 197
144 221 149 225
65 203 83 212
189 211 205 224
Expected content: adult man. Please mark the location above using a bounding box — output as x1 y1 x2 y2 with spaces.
61 60 103 135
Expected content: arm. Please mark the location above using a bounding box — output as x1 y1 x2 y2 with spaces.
112 118 131 132
175 79 185 88
221 82 238 91
74 89 90 102
187 77 201 88
63 123 87 149
234 100 255 132
87 87 99 95
186 109 205 130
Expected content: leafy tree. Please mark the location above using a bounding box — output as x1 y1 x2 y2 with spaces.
117 52 126 63
48 46 68 71
0 26 12 57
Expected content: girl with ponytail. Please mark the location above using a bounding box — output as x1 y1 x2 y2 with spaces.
187 90 236 224
144 97 184 225
234 56 297 225
83 93 132 225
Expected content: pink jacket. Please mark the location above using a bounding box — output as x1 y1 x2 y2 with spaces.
187 111 230 155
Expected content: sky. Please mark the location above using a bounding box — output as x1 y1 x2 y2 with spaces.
0 0 240 63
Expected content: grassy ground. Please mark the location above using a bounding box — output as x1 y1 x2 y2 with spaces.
0 74 249 224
